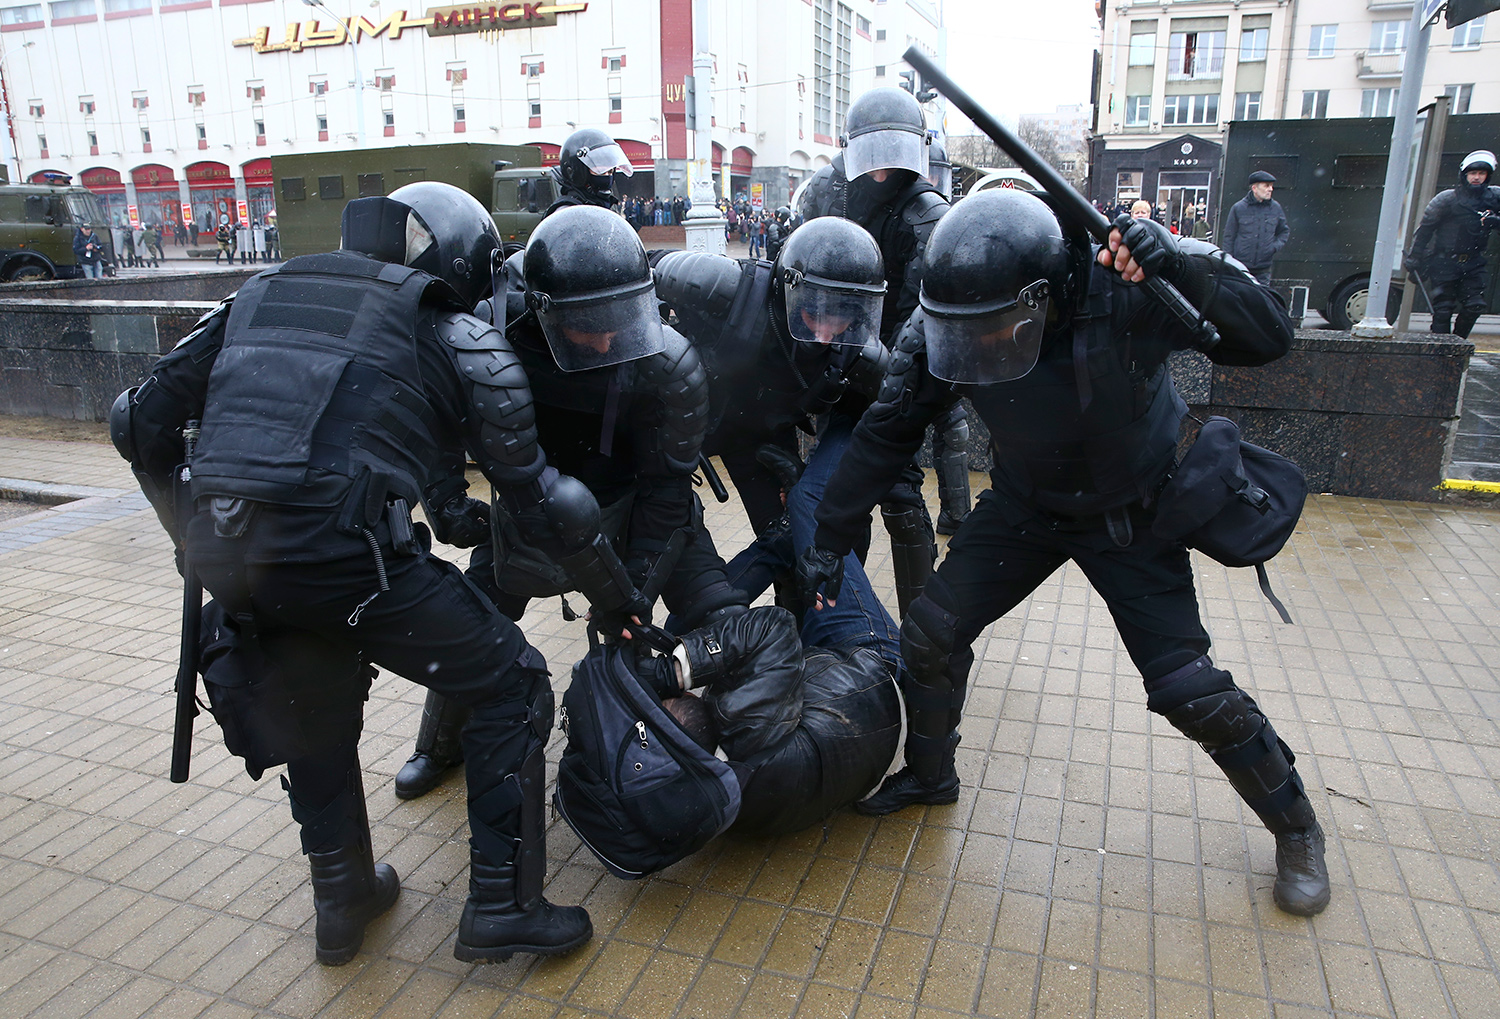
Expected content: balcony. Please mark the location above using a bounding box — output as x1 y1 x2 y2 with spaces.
1356 49 1405 79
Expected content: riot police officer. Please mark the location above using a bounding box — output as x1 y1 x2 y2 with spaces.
798 86 973 538
926 138 954 201
548 126 635 214
395 205 747 797
1406 150 1500 338
797 190 1331 917
109 183 650 964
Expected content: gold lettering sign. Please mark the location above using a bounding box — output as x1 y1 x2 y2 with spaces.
231 3 586 51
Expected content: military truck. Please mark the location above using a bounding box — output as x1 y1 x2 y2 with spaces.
272 143 555 258
1219 114 1500 330
0 179 114 282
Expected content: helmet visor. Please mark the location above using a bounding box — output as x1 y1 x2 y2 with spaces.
844 128 929 180
784 280 885 349
924 280 1050 385
536 281 664 372
577 141 635 178
928 164 953 198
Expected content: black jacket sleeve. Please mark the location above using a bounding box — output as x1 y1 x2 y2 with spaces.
813 312 958 555
1161 252 1294 367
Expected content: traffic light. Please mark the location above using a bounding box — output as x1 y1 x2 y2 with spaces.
898 70 915 94
1446 0 1500 28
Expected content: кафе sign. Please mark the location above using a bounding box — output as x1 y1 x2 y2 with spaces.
232 2 587 53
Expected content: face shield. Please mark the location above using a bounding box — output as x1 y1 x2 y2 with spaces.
928 163 953 199
844 125 929 181
529 277 665 372
576 141 635 179
923 279 1051 385
783 271 886 348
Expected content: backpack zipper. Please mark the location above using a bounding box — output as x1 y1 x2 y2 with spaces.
635 721 649 748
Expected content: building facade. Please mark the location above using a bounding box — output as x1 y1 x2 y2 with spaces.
0 0 941 229
1091 0 1498 228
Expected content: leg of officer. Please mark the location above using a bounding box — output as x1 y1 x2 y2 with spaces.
196 525 591 963
1454 270 1487 339
1070 516 1330 917
932 403 973 536
879 462 938 618
858 490 1066 814
1428 272 1458 335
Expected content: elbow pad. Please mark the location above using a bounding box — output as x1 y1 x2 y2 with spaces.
636 328 710 474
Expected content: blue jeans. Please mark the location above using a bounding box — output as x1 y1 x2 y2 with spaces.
81 261 104 279
722 417 901 674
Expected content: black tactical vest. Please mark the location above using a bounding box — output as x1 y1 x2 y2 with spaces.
975 265 1187 516
192 252 445 512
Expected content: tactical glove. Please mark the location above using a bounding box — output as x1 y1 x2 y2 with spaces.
430 495 490 549
1113 214 1186 284
1402 251 1424 275
795 544 844 611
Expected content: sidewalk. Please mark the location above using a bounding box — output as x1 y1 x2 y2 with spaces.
0 429 1497 1018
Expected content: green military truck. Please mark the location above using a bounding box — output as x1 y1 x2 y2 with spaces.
272 143 556 258
0 179 114 282
1219 114 1500 330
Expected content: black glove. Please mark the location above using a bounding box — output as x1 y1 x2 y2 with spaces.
794 544 844 611
1481 210 1498 228
590 590 653 641
1402 251 1424 275
1112 213 1186 283
430 494 490 549
755 444 805 492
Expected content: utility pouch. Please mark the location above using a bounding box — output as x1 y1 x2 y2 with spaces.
387 498 420 557
209 497 258 539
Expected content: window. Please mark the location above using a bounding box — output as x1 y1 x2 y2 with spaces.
607 55 621 71
1129 31 1156 66
1308 25 1337 59
1116 170 1142 201
1162 93 1219 126
375 70 396 92
1167 31 1225 80
317 114 328 132
0 5 43 25
196 124 206 141
1124 95 1151 125
247 82 265 102
254 119 265 139
447 63 467 85
187 87 205 107
103 0 148 12
525 61 542 77
813 0 853 138
1360 87 1398 117
1234 91 1262 121
36 133 46 156
140 126 150 145
855 14 869 36
281 177 306 201
26 99 41 116
131 92 149 110
875 28 885 41
454 104 465 122
48 0 94 19
1239 27 1268 62
875 65 885 76
1369 21 1406 55
358 173 384 197
79 96 94 115
529 100 541 118
1301 90 1329 119
609 96 622 115
1452 15 1484 50
318 176 344 199
87 129 97 147
310 76 328 97
1443 83 1473 114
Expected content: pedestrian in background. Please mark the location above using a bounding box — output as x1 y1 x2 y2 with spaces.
73 223 106 278
1220 170 1289 285
1405 150 1500 339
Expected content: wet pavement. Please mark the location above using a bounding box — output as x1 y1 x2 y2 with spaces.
0 431 1497 1018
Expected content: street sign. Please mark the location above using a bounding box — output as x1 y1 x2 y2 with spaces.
1422 0 1445 22
1445 0 1500 28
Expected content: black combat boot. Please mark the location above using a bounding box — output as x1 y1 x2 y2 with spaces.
454 851 593 963
855 731 960 815
395 690 470 799
287 770 401 965
1432 314 1453 334
1272 819 1330 917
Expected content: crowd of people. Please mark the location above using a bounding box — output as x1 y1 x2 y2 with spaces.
72 216 281 274
118 100 1500 975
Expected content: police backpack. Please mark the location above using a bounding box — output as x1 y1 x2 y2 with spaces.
553 639 741 879
1152 416 1307 623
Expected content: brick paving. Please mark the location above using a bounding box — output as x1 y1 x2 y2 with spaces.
0 431 1497 1018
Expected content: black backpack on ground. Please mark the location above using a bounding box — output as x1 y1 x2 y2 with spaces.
553 639 741 879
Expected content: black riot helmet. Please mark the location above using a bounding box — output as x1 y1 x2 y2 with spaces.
522 204 664 372
774 217 887 349
558 127 634 201
840 86 930 181
341 181 501 308
919 189 1072 385
926 139 953 200
1460 149 1495 189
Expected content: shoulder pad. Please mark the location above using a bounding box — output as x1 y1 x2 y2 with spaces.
901 189 949 228
437 311 506 351
171 297 232 353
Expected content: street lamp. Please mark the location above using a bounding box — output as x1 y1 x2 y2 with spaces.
301 0 365 147
0 41 36 183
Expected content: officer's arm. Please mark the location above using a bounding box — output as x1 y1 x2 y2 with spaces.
436 312 643 617
890 193 948 343
813 312 956 556
1408 192 1447 261
625 328 710 582
112 299 232 540
844 333 892 401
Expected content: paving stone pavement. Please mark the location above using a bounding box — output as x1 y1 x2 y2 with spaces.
0 432 1497 1019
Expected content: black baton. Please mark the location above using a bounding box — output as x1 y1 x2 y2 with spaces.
902 48 1220 351
170 421 201 783
698 453 730 503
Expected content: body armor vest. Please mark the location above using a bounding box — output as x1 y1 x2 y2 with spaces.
975 266 1187 515
192 252 446 512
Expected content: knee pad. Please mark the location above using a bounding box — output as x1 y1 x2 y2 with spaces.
900 578 960 686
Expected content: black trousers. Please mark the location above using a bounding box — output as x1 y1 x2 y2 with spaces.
1427 265 1488 317
190 513 544 856
937 488 1210 679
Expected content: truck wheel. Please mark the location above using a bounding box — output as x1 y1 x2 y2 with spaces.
3 263 53 283
1326 277 1369 331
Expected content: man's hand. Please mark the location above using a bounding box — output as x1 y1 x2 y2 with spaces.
1098 214 1184 284
795 545 844 611
1403 251 1424 275
430 494 490 548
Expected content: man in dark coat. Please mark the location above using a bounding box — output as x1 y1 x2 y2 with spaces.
1220 170 1289 284
1406 149 1500 338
